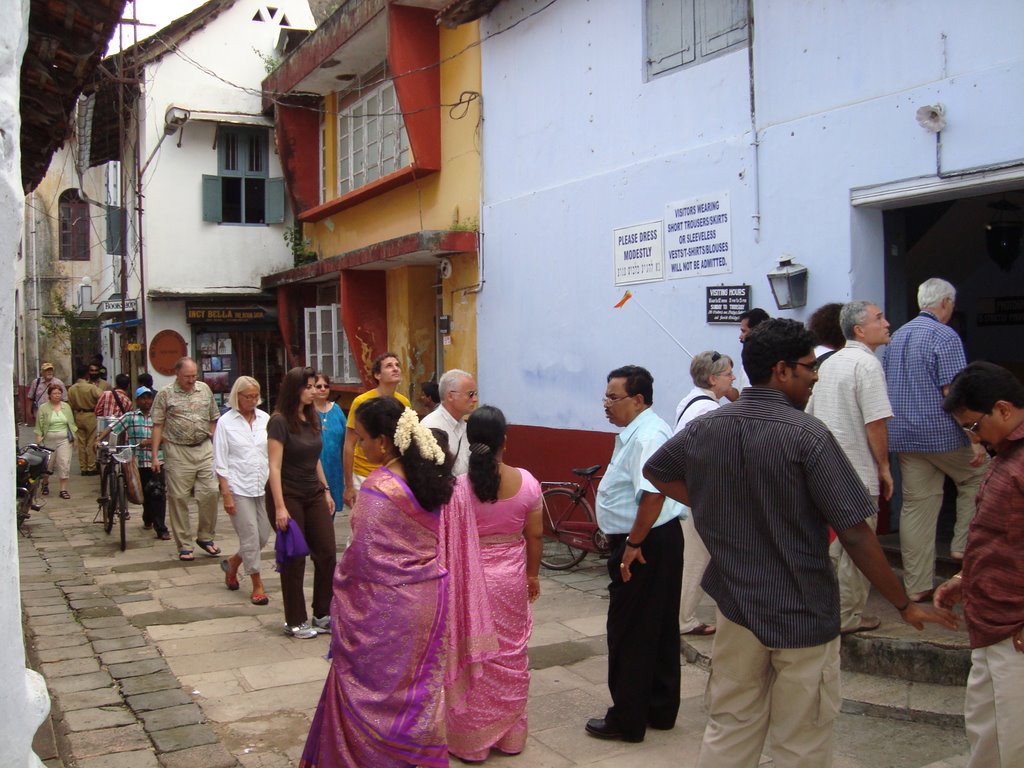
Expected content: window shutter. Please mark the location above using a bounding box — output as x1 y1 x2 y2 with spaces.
647 0 696 77
265 177 285 224
202 175 223 223
700 0 748 56
304 307 318 369
106 205 125 255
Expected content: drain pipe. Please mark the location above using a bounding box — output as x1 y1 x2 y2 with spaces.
746 0 761 244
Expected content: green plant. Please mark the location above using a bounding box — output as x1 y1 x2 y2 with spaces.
449 215 479 232
285 223 317 266
39 290 99 356
253 46 281 75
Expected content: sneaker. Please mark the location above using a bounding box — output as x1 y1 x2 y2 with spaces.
311 615 331 634
284 622 317 639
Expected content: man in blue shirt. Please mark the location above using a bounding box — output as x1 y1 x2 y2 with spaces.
883 278 988 602
585 365 683 744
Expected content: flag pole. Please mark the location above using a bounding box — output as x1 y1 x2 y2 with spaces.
614 290 695 359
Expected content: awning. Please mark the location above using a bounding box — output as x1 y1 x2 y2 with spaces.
101 318 143 330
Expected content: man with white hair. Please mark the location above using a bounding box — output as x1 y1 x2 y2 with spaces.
883 278 987 603
807 300 893 634
421 369 478 474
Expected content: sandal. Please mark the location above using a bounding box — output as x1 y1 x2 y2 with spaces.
220 559 240 590
682 623 716 636
41 485 49 496
196 539 221 557
59 490 71 500
178 549 195 561
250 593 269 606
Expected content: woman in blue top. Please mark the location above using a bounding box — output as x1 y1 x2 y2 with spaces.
313 372 346 515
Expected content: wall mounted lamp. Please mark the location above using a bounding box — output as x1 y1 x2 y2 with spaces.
766 255 809 310
164 105 191 135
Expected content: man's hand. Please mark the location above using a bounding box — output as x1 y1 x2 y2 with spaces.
222 493 235 516
878 466 894 501
899 602 959 631
933 576 964 611
620 546 646 583
969 442 989 468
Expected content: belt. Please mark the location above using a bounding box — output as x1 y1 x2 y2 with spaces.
73 409 92 413
167 438 209 447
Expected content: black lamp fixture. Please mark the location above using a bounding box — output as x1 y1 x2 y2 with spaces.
985 199 1022 272
766 255 809 310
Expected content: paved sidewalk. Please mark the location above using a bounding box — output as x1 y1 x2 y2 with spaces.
20 468 971 767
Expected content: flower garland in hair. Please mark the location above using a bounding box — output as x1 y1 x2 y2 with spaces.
393 407 447 465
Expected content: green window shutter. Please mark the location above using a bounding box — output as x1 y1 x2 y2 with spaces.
106 205 124 255
202 174 223 222
265 177 285 224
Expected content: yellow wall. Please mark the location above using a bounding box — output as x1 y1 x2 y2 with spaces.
385 265 438 402
439 252 478 377
309 22 482 256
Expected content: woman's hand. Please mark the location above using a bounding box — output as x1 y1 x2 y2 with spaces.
222 493 236 516
275 508 291 531
527 576 540 603
325 493 336 516
343 486 356 508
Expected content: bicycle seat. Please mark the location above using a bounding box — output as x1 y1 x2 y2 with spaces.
571 465 602 477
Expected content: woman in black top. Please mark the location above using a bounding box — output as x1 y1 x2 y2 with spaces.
268 366 336 639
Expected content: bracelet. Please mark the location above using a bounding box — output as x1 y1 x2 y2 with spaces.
894 598 910 612
625 538 643 549
952 573 962 581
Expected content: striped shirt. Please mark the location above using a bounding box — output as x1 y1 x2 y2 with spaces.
806 341 893 496
645 387 876 648
961 420 1024 649
883 312 968 453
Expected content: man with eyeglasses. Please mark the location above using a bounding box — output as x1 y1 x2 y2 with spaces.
644 319 956 768
420 368 477 475
936 361 1024 768
883 277 988 603
806 300 894 636
584 365 683 745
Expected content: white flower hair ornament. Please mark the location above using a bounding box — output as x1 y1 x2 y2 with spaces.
393 407 447 465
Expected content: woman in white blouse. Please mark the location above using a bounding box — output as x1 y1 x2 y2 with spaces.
214 376 272 605
673 351 736 636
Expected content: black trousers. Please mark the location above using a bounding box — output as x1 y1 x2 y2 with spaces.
268 486 336 627
137 466 167 535
605 517 683 739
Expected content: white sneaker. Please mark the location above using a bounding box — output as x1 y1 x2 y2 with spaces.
284 622 317 639
311 615 331 634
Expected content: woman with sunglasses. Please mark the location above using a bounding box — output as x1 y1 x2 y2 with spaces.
312 372 346 515
673 350 735 637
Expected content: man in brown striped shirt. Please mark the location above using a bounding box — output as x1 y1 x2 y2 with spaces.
937 361 1024 768
645 319 957 768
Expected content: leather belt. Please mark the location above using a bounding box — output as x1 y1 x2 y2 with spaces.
168 438 209 447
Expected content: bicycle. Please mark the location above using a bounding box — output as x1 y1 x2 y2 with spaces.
95 437 138 552
540 464 610 570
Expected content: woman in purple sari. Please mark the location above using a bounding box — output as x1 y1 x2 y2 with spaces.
300 397 454 768
445 405 544 762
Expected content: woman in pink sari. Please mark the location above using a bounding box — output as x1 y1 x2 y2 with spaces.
445 405 544 762
300 397 455 768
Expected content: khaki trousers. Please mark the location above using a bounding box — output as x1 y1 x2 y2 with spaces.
697 612 840 768
164 440 219 551
965 635 1024 768
680 513 712 632
74 412 97 472
898 448 985 594
829 508 877 631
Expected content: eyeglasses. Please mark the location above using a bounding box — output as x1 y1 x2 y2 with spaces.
603 393 634 404
314 384 329 390
963 414 987 434
455 390 478 398
787 360 820 373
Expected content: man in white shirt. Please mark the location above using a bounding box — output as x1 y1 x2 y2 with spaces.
806 300 894 634
420 369 478 474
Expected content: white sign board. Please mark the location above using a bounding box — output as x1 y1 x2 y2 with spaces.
99 298 139 314
664 192 732 279
613 221 664 286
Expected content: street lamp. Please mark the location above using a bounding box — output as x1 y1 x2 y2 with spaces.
766 255 809 310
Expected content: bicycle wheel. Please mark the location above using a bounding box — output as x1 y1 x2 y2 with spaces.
540 488 591 570
116 473 128 552
103 470 116 535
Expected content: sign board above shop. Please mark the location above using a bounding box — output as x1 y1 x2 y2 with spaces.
665 191 732 280
613 221 664 286
186 305 270 324
706 285 751 323
98 298 138 314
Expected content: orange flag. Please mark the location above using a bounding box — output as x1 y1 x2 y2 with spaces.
613 290 633 309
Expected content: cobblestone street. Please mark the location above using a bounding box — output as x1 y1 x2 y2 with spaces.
17 464 975 767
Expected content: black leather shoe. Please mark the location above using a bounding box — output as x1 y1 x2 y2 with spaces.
585 718 643 743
